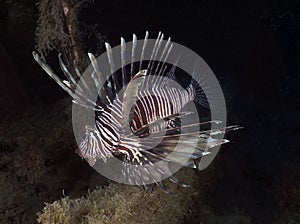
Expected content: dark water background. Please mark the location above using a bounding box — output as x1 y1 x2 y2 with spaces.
0 0 299 223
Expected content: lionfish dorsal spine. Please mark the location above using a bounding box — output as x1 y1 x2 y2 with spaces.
155 37 172 77
73 59 93 95
139 31 149 72
120 37 127 87
130 34 137 77
105 42 121 97
58 53 77 86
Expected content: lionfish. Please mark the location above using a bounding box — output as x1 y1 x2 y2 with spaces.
33 32 239 193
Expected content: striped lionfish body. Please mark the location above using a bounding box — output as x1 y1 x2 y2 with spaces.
33 32 239 193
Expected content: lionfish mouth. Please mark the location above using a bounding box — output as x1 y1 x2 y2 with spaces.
32 31 241 194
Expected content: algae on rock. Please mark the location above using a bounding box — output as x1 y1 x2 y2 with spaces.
37 168 198 224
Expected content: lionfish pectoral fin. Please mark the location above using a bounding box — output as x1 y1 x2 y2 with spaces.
196 137 229 153
156 181 175 196
183 159 198 169
168 175 190 188
129 112 193 137
151 146 201 168
137 130 229 170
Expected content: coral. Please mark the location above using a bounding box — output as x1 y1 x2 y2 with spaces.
37 168 198 224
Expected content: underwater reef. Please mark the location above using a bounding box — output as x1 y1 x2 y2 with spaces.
37 169 198 224
0 0 300 223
